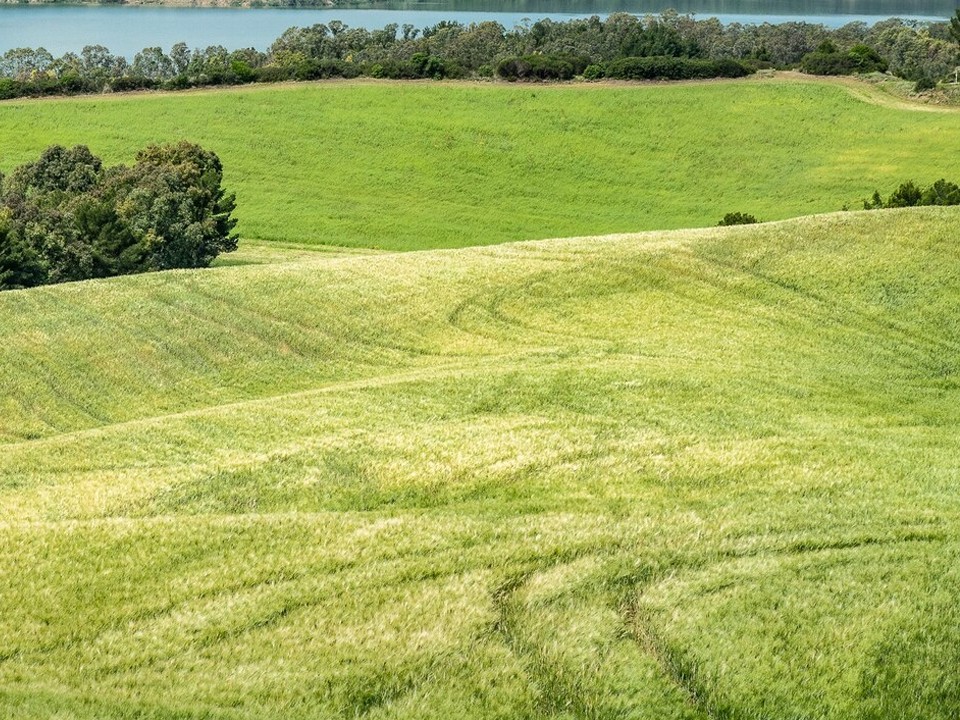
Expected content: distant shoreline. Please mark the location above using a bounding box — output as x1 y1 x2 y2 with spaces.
0 0 340 6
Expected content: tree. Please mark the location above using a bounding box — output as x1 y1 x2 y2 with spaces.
0 47 54 80
0 142 238 290
81 45 128 79
107 142 238 270
4 144 102 196
886 180 923 207
950 8 960 47
920 178 960 205
132 46 174 80
170 42 192 75
0 216 46 290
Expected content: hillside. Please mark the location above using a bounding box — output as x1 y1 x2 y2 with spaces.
2 77 959 251
2 208 959 718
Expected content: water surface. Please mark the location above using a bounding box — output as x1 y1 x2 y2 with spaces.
0 1 951 57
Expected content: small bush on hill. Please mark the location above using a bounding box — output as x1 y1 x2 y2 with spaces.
718 212 760 226
0 142 237 290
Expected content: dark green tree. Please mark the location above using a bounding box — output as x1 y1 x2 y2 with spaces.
4 144 102 196
108 141 238 270
0 220 46 290
920 178 960 205
0 142 238 290
863 190 885 210
886 181 923 207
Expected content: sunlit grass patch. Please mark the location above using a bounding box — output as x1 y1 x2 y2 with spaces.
1 79 959 251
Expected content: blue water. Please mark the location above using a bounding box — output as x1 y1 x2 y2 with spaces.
0 2 951 57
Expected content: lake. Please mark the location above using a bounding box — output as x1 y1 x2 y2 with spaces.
0 0 953 57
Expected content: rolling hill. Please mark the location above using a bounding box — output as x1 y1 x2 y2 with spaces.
2 207 959 718
1 77 959 251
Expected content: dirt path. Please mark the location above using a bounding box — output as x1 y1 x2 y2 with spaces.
769 71 960 113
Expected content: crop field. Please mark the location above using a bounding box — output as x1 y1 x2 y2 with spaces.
0 77 959 250
2 197 960 717
3 77 960 717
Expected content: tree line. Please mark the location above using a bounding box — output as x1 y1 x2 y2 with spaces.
0 142 237 290
0 12 958 98
863 179 960 209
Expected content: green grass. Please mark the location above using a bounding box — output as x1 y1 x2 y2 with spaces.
1 206 960 718
1 77 959 250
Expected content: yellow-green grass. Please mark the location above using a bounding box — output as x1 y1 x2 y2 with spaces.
2 207 960 718
1 77 959 251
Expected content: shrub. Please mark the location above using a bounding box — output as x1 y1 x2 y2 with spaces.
583 63 605 80
913 76 937 92
0 78 21 100
229 59 257 83
604 56 753 81
411 52 447 79
863 190 884 210
366 60 420 80
800 52 857 75
848 43 887 72
718 212 759 226
110 75 157 92
801 42 886 76
496 54 591 81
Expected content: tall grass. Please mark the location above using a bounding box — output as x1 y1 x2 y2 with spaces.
1 208 959 717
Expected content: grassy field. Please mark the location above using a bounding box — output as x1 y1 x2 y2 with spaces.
2 204 960 718
1 77 959 250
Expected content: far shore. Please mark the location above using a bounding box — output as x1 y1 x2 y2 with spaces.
0 0 341 6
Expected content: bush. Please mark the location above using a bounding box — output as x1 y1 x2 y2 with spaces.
913 76 937 92
801 42 886 76
297 59 359 80
0 78 21 100
110 75 157 92
718 212 759 226
583 63 605 80
848 44 887 73
410 52 447 79
366 60 419 80
800 52 857 75
604 56 753 81
257 65 294 83
496 54 591 81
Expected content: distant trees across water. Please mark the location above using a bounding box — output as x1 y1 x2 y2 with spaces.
0 143 237 291
0 13 958 98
